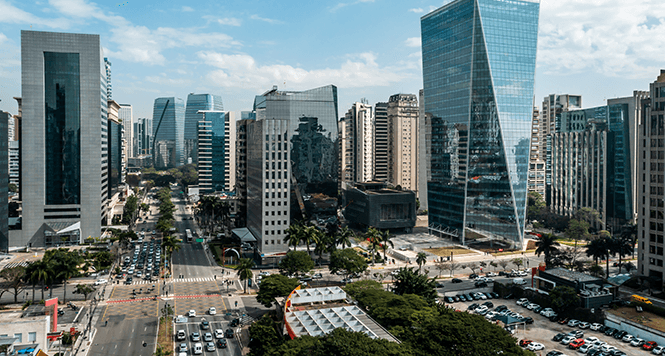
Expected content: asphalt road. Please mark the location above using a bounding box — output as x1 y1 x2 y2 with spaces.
90 316 158 356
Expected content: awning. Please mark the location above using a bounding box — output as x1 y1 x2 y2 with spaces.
232 228 256 243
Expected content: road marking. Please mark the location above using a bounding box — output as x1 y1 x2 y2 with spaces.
115 345 117 349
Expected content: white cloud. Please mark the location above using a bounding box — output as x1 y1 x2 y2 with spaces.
405 37 421 47
197 51 404 91
181 6 194 12
409 8 424 13
216 17 242 26
48 0 127 25
538 0 665 79
0 0 70 28
330 0 376 12
250 14 283 25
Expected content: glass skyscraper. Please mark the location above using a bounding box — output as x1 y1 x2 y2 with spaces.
185 94 223 165
421 0 540 247
152 97 185 168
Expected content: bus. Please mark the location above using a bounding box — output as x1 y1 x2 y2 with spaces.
631 295 652 305
185 229 193 243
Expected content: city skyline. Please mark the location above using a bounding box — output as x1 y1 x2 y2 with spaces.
0 0 663 119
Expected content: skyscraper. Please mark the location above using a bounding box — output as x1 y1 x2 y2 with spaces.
197 111 236 193
339 101 374 188
21 30 107 246
133 117 153 157
373 102 389 182
387 94 419 192
119 104 133 158
185 94 223 165
421 0 540 247
152 97 185 168
0 109 7 251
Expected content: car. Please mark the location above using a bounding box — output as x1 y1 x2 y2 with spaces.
527 343 545 351
614 330 628 339
521 317 534 324
533 306 543 313
589 323 602 331
621 334 634 342
216 339 228 348
568 319 580 327
451 278 462 283
585 336 599 344
568 330 584 338
205 342 215 352
561 335 575 345
482 301 494 308
201 321 210 331
458 295 467 302
209 307 216 315
176 330 186 341
486 272 497 277
191 332 201 342
546 351 563 356
579 344 593 353
519 339 532 347
193 343 203 355
445 296 455 303
604 327 617 336
578 321 590 329
341 278 353 284
526 303 539 310
490 292 500 298
469 274 479 279
225 328 234 338
653 345 665 354
188 310 196 317
313 273 323 279
474 281 487 288
552 333 567 342
643 341 658 351
468 303 480 311
630 338 645 347
214 329 224 339
230 318 240 327
94 279 107 286
517 298 529 306
569 338 585 349
178 343 187 352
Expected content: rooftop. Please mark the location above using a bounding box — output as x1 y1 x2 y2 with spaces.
541 267 602 283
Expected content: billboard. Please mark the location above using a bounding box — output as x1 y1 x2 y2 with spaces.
44 297 58 332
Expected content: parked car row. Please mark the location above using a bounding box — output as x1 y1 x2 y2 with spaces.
443 291 500 303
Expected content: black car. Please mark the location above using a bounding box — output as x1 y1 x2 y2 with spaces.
549 315 559 322
597 325 607 332
445 297 455 303
230 318 240 327
451 278 463 283
467 303 480 311
482 301 494 308
546 351 563 356
495 305 508 312
604 327 617 336
533 306 543 313
498 271 509 276
225 328 234 338
521 317 534 324
458 295 467 302
490 292 500 298
201 320 210 330
469 274 479 279
474 281 488 288
452 296 460 302
614 330 628 339
216 339 228 348
552 333 567 342
471 293 480 300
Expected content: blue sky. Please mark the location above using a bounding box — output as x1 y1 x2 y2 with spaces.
0 0 664 120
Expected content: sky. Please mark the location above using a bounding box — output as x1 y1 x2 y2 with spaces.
0 0 664 121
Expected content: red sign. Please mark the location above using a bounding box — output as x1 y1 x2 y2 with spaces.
70 327 76 335
45 297 58 332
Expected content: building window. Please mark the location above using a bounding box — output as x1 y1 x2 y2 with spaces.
13 333 22 343
28 332 36 342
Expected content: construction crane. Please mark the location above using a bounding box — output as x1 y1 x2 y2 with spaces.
151 99 170 168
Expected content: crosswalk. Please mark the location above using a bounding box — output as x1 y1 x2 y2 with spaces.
169 277 217 283
1 261 31 270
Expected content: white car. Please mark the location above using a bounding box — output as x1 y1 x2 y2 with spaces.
214 329 224 339
193 343 203 355
561 336 575 345
94 279 107 286
631 338 645 347
526 303 539 310
567 319 580 327
527 342 544 351
188 310 196 317
584 336 599 344
589 323 602 331
578 344 592 353
622 334 634 343
516 298 529 306
578 321 590 329
653 345 665 354
209 307 217 315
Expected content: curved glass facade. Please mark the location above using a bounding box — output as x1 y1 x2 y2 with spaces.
152 97 185 168
422 0 539 247
185 94 223 164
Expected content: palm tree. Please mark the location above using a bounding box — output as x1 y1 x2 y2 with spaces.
57 263 79 303
336 227 355 249
283 223 304 251
365 228 382 265
586 236 608 266
301 226 322 256
535 233 560 267
378 230 394 264
24 262 39 303
612 236 634 274
162 235 182 275
416 252 427 272
236 258 254 294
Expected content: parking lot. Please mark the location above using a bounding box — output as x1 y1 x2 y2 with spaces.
175 317 241 356
446 297 655 355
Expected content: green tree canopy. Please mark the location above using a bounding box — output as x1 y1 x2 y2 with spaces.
328 248 368 278
278 251 315 277
392 267 437 305
256 274 300 307
550 285 580 313
248 315 284 356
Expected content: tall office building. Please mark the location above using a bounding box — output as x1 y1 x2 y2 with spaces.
418 89 429 211
637 71 665 281
253 85 339 220
107 100 124 197
550 103 635 231
8 140 18 188
235 113 256 228
185 94 223 165
339 101 374 188
197 111 236 193
119 104 133 158
104 57 112 100
21 30 107 247
133 117 153 157
246 118 290 263
152 97 185 168
387 93 419 192
0 110 7 251
373 102 389 181
421 0 540 247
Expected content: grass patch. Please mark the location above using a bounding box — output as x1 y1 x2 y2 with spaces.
492 249 537 256
424 247 476 257
156 316 173 354
525 240 536 250
608 306 665 333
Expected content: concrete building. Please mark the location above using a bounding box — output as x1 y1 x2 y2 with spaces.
638 70 665 282
104 57 112 100
0 312 50 351
418 89 429 211
197 111 236 193
133 117 152 157
0 110 7 251
528 106 546 195
421 0 540 248
107 100 126 225
119 104 133 158
185 94 223 165
21 30 106 247
339 101 374 189
246 117 290 263
343 182 416 231
387 94 419 193
373 102 389 182
152 97 185 169
9 140 19 188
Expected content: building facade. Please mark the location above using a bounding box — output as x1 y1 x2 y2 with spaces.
246 118 290 261
339 102 374 189
235 115 255 228
421 0 540 247
418 89 429 211
387 93 419 192
638 71 665 282
197 111 236 193
185 94 223 165
21 30 106 247
119 104 133 158
373 102 389 182
152 97 184 169
133 117 152 157
0 110 7 251
550 104 635 231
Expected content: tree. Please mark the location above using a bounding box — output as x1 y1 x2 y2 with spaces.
255 275 300 307
566 219 591 248
467 262 479 274
336 226 355 249
378 230 394 263
8 183 17 193
30 259 52 301
535 233 560 267
0 266 26 304
278 251 315 277
161 235 182 274
392 267 438 305
527 191 546 221
415 252 427 272
550 285 580 313
489 261 498 271
365 228 383 265
75 284 95 300
237 258 255 294
329 249 368 279
586 235 609 266
434 261 447 278
612 235 634 274
283 223 305 251
588 264 604 278
343 280 383 299
301 226 322 257
57 262 79 303
248 315 284 356
512 258 523 270
574 207 601 232
445 262 460 277
497 259 509 271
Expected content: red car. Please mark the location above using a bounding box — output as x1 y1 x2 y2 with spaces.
643 341 658 351
569 339 585 349
519 339 532 347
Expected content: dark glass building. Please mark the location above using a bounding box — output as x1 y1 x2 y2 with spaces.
185 94 223 164
421 0 540 247
108 119 123 198
152 97 185 168
198 111 235 193
253 85 339 219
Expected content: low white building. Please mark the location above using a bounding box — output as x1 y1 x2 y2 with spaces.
0 311 50 350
